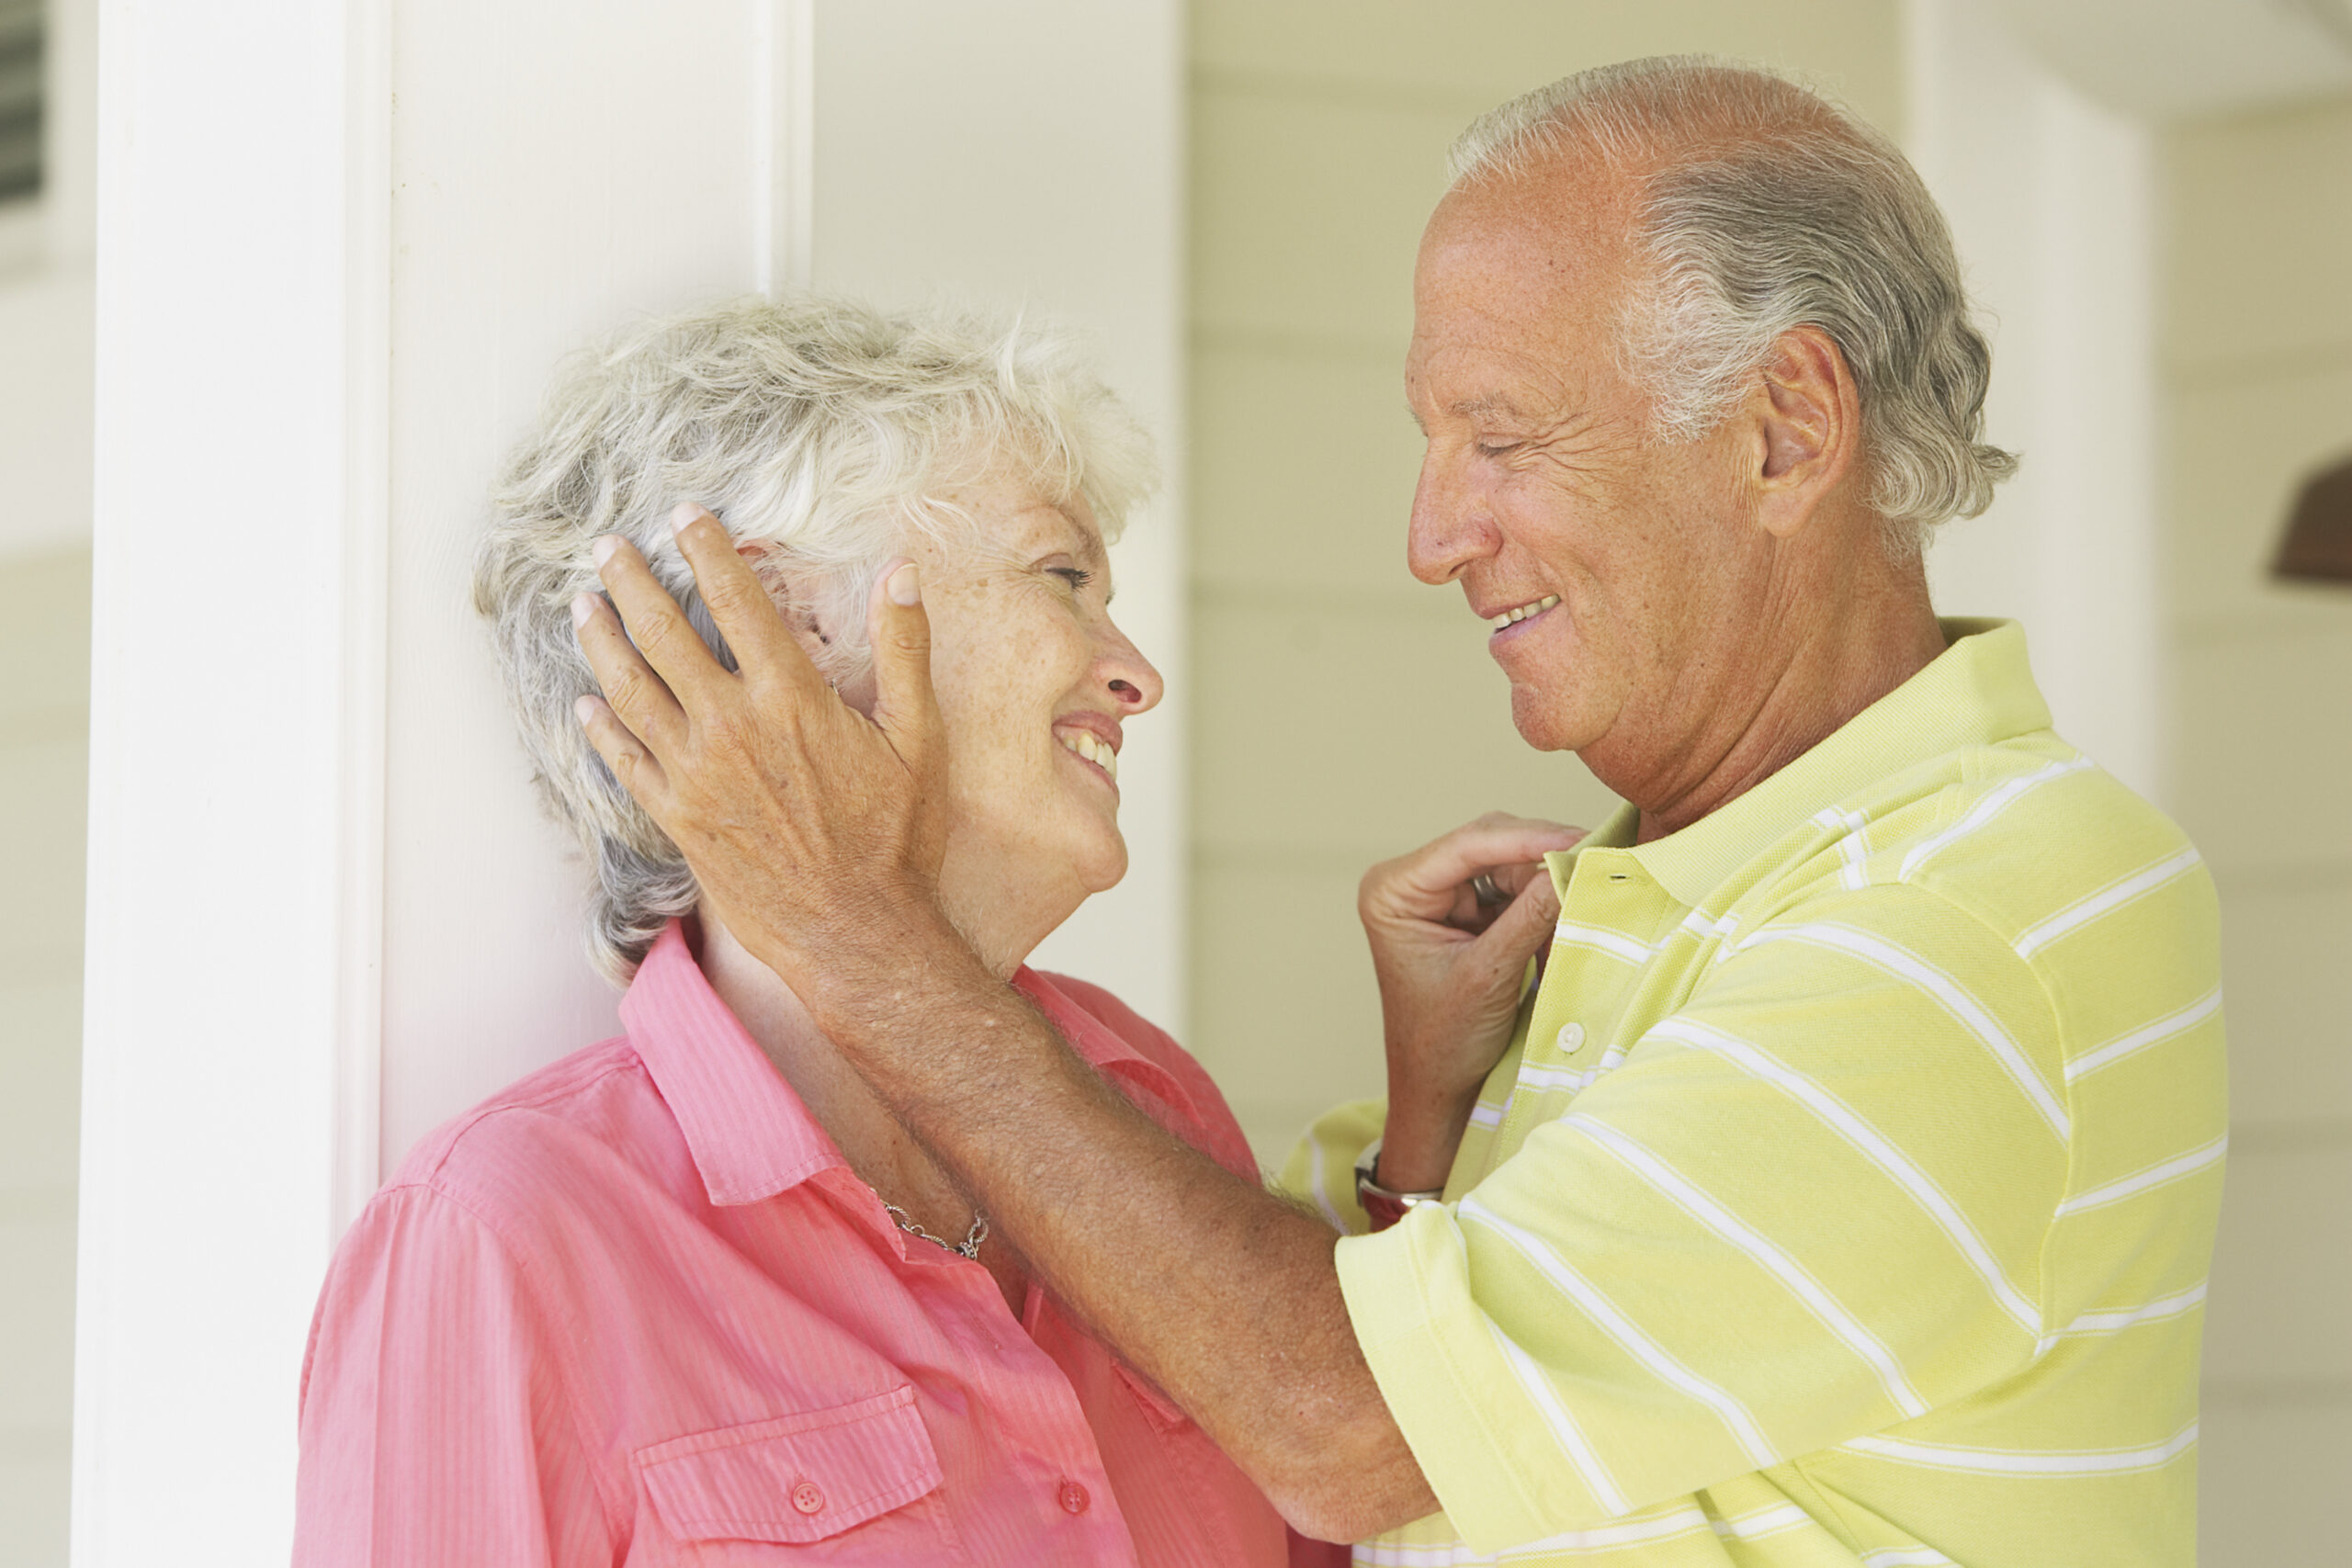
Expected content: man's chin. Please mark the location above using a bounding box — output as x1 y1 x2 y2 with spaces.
1508 683 1600 755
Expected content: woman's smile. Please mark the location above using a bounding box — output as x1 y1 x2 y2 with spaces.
1054 714 1124 784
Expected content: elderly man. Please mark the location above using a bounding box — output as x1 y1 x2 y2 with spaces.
573 59 2222 1566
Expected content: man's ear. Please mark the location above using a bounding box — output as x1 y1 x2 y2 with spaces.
1747 324 1861 540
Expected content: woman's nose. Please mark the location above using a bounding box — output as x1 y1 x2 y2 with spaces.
1099 622 1164 715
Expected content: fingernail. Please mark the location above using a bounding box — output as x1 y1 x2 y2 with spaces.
573 694 597 725
671 502 703 533
571 592 595 628
887 562 922 606
593 535 620 567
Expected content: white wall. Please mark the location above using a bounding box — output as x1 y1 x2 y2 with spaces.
811 0 1188 1032
1905 0 2165 800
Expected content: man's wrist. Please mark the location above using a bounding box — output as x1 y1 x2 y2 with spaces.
741 888 991 1041
1370 1080 1481 1195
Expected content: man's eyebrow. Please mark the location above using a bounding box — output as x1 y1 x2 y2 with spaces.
1448 392 1536 422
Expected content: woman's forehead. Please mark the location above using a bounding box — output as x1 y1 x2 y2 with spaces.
951 481 1105 558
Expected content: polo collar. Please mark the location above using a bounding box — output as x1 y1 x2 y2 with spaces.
1553 620 2052 910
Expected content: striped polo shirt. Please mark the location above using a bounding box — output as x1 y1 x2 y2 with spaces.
1284 620 2224 1567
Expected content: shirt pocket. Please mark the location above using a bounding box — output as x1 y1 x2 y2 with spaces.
633 1386 961 1557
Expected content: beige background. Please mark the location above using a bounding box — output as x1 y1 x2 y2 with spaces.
3 1 2347 1562
2157 93 2352 1555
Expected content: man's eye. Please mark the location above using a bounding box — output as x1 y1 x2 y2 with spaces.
1476 440 1521 457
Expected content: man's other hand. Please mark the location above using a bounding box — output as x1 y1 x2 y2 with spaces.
1359 813 1583 1192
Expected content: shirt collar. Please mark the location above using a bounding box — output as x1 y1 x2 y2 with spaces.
618 920 847 1208
1549 619 2052 909
618 922 1200 1208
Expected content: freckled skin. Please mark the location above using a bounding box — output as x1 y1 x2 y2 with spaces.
775 476 1161 972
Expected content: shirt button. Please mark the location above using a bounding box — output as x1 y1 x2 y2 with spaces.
1057 1480 1090 1516
1555 1021 1586 1052
790 1480 826 1516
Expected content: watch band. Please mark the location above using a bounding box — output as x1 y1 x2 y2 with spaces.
1353 1137 1445 1233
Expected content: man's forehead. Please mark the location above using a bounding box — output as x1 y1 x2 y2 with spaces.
1406 176 1632 416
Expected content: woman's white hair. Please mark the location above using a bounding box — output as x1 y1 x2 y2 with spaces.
475 294 1156 984
1450 56 2017 553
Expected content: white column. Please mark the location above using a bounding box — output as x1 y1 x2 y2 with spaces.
1904 0 2165 801
76 1 797 1560
75 1 387 1560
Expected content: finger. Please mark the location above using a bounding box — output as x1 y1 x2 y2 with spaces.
573 590 688 756
593 529 728 701
865 558 947 789
574 693 673 807
1374 818 1587 919
667 504 826 704
1469 864 1564 972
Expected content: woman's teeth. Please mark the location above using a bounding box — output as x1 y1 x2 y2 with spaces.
1057 729 1118 780
1490 594 1561 630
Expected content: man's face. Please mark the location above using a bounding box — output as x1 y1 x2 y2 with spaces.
1404 164 1764 770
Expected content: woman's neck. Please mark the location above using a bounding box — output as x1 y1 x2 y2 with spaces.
697 914 940 1190
695 910 1033 1315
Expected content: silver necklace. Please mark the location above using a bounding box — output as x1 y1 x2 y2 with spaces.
881 1201 989 1260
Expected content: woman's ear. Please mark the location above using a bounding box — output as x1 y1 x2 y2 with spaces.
734 539 877 714
733 539 816 653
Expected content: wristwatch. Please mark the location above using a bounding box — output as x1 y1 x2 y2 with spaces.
1353 1137 1445 1232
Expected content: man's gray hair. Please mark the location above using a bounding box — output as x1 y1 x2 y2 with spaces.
475 295 1156 983
1450 57 2016 549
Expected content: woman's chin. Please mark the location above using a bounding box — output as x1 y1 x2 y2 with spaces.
1072 831 1130 897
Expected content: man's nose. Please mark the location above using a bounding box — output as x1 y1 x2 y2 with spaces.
1407 448 1498 586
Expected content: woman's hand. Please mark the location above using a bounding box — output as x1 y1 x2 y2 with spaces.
571 504 957 1013
1358 813 1584 1192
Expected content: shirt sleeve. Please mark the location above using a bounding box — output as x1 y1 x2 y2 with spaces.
1333 886 2069 1551
294 1183 613 1567
1276 1097 1385 1235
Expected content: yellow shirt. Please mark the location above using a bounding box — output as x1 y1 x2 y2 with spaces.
1285 622 2224 1567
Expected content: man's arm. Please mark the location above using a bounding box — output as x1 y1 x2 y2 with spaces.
567 510 1568 1540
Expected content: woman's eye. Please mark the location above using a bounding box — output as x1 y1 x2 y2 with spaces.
1049 566 1094 591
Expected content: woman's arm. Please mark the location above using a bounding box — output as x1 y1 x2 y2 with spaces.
295 1185 611 1566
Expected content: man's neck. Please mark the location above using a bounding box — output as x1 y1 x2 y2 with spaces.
1623 551 1947 845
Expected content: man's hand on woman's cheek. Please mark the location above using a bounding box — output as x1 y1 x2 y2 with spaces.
569 502 961 1009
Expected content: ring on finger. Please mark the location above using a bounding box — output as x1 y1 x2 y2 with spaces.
1472 872 1505 908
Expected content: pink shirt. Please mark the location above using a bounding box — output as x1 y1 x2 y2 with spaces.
295 921 1328 1566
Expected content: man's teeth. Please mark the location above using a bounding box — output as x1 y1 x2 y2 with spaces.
1057 730 1118 780
1490 594 1561 630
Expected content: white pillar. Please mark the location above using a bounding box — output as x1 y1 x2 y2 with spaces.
76 1 388 1559
74 5 1186 1561
1904 0 2165 802
76 0 793 1558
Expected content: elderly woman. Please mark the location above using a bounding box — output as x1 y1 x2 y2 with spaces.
293 297 1328 1566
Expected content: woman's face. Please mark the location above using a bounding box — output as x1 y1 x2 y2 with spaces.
839 476 1162 962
